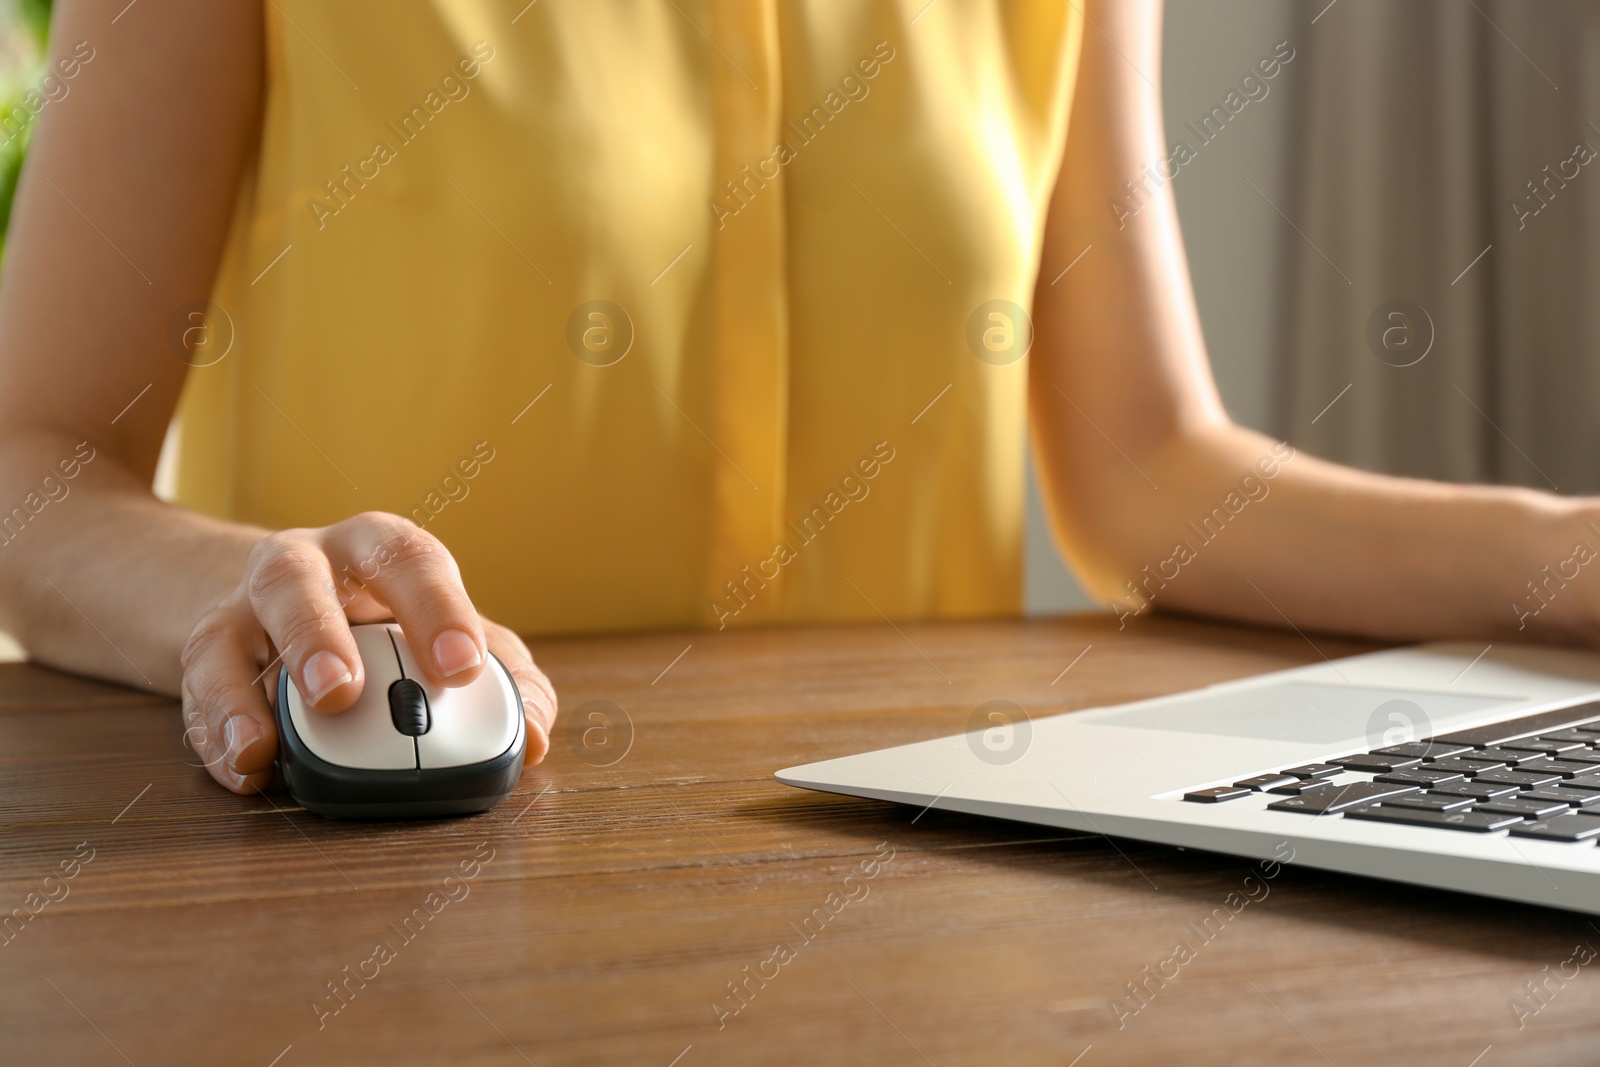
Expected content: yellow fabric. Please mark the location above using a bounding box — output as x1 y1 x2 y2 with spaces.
176 0 1083 636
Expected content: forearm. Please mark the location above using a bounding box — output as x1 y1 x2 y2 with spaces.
1028 0 1588 646
0 429 264 694
1055 421 1594 646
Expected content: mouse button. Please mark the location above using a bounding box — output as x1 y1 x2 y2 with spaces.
286 625 415 771
388 678 430 736
284 625 398 723
352 623 405 675
390 629 425 681
415 657 522 770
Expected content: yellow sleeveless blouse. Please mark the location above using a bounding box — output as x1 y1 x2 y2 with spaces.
175 0 1083 636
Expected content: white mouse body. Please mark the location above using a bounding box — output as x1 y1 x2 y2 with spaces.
276 623 526 818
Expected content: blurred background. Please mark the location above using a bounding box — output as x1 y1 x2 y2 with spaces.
1 0 1595 618
0 0 48 262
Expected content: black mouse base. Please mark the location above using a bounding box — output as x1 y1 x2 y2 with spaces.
299 795 507 820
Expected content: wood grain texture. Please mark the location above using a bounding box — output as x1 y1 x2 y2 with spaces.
3 614 1599 1066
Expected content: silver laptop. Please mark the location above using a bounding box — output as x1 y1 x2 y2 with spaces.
777 642 1600 914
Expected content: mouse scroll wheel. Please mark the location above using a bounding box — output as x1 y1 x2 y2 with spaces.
388 678 431 736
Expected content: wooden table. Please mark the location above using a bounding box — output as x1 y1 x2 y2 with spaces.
4 613 1600 1066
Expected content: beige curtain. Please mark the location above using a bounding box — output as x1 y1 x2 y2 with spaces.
1282 0 1600 493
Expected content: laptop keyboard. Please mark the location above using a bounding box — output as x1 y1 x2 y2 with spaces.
1182 699 1600 844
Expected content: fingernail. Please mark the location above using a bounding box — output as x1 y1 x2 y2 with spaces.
433 628 482 677
224 714 262 768
303 650 354 703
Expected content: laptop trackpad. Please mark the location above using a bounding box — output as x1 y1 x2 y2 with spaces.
1097 682 1517 744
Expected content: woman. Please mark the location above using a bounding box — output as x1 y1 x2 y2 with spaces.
0 0 1590 796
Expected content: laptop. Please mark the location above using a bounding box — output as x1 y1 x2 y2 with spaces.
776 642 1600 914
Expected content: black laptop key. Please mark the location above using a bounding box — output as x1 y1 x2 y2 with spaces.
1535 730 1600 744
1428 702 1600 747
1471 769 1562 788
1234 774 1298 791
1501 738 1587 755
1514 758 1596 779
1282 763 1341 779
1467 747 1542 765
1549 750 1600 765
1426 758 1503 775
1267 781 1420 815
1374 769 1466 788
1384 793 1477 812
1509 814 1600 842
1374 741 1472 760
1184 787 1253 803
1477 797 1572 819
1334 754 1421 772
1430 727 1523 748
1345 806 1521 833
1267 778 1339 795
1431 781 1520 800
1522 788 1600 809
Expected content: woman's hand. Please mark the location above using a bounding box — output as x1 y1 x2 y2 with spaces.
178 512 556 794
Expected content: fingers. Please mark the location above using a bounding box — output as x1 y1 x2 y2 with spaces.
482 619 556 766
244 529 365 713
180 604 279 795
323 513 487 688
183 512 517 803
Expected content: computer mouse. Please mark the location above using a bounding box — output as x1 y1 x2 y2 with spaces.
275 623 526 819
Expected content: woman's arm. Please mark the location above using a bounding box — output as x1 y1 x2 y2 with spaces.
1032 0 1597 646
0 0 268 688
0 1 554 792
